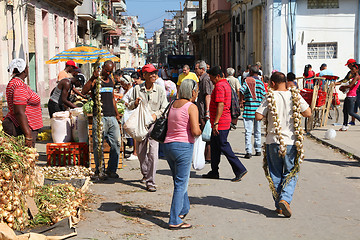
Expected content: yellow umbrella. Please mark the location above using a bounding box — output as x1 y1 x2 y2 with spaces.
45 46 120 64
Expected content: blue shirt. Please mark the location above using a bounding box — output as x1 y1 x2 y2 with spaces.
240 76 266 119
319 69 333 77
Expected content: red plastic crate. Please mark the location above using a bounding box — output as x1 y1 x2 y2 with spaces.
46 142 89 167
300 88 327 107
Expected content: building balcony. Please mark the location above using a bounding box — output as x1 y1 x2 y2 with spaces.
77 0 96 21
112 0 126 12
96 13 108 26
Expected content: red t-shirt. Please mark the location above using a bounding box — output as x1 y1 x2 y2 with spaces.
5 77 43 130
210 79 231 130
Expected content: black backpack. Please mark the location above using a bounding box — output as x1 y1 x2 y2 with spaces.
228 82 241 119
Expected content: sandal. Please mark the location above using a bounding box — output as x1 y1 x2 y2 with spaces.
169 222 192 230
179 214 187 219
146 185 157 192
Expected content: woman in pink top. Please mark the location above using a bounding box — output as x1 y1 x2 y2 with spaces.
339 65 360 131
163 79 201 230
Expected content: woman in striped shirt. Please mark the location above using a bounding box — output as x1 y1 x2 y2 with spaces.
3 58 43 147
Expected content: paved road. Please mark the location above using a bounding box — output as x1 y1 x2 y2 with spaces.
73 122 360 240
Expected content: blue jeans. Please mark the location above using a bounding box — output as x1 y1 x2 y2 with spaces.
92 116 121 173
163 142 194 225
243 118 262 154
210 129 247 176
354 90 360 113
266 144 298 209
343 97 360 126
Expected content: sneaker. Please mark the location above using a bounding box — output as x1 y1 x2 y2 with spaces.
348 121 355 126
91 172 108 181
106 171 119 179
202 171 220 179
230 123 237 130
244 153 252 159
205 160 211 164
231 170 248 182
279 200 292 218
255 152 261 156
127 154 138 160
339 125 348 131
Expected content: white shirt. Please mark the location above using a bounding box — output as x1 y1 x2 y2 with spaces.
256 91 309 145
155 77 165 89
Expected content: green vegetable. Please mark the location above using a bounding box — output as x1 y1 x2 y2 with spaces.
116 102 125 115
82 100 93 114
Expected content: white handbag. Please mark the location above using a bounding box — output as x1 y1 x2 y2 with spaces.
192 135 206 170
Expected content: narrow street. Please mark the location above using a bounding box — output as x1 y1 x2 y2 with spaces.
74 123 360 240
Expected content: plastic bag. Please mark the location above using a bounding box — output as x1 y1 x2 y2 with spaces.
202 120 212 142
192 136 206 170
325 129 336 140
123 101 153 142
51 111 71 143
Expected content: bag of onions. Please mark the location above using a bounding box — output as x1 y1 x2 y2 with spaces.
0 131 38 230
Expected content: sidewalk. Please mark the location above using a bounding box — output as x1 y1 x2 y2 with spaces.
309 124 360 160
308 102 360 161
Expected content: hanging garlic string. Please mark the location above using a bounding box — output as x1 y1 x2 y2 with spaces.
93 58 104 176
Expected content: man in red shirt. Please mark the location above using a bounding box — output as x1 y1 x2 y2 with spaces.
202 66 248 182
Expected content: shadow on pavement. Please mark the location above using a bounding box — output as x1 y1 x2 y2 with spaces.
157 169 203 179
98 202 169 229
92 177 147 190
305 158 360 167
189 196 280 218
346 176 360 179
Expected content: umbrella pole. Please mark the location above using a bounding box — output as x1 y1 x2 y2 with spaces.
93 57 104 177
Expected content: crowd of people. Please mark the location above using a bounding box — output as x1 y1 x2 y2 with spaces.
3 55 360 229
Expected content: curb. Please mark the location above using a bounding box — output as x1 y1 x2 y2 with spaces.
307 132 360 161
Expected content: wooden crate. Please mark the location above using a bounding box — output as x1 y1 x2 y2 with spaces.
88 122 123 169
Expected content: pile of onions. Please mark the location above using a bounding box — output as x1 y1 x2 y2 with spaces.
0 132 38 230
33 183 86 225
37 166 94 180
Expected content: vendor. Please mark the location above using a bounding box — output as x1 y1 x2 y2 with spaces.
3 58 43 147
48 77 83 118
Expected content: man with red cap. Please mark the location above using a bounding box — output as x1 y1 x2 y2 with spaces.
128 64 168 192
57 60 78 83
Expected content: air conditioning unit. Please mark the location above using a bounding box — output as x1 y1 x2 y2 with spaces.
236 24 245 33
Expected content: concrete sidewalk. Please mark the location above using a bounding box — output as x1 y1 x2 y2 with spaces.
309 124 360 160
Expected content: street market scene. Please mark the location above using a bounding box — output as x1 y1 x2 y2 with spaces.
0 0 360 239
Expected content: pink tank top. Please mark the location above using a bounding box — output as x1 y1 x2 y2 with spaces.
164 101 195 144
348 79 360 97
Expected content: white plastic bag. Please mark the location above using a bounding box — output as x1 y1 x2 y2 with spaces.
192 136 206 170
71 110 89 143
325 128 336 140
202 120 212 142
51 111 72 143
123 101 153 142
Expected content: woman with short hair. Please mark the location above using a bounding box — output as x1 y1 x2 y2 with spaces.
164 79 201 230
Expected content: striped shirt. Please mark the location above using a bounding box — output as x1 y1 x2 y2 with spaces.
239 76 265 119
5 77 43 130
210 79 231 130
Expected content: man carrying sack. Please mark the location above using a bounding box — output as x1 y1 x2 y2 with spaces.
128 64 168 192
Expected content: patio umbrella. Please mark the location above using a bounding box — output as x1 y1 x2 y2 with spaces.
45 46 120 64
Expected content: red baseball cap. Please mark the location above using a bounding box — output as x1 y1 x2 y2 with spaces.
345 59 356 66
66 60 78 69
142 64 158 73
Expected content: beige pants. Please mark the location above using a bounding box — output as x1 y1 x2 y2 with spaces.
136 127 159 187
